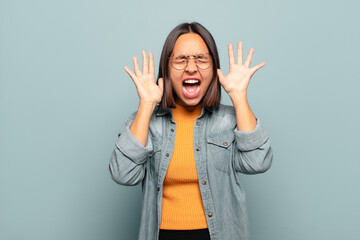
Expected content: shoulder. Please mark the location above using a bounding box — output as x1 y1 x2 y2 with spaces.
119 105 163 132
206 104 237 132
126 104 165 122
210 104 236 117
121 105 165 137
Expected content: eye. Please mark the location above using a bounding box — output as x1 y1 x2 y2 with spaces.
174 56 187 63
196 55 210 63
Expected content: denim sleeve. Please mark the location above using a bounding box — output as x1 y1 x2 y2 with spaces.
109 114 153 186
233 118 273 174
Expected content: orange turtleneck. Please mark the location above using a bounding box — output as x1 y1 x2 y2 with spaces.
160 104 208 230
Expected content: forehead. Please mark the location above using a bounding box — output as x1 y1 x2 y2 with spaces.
172 33 209 56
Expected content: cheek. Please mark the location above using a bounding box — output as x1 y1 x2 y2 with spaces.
204 71 214 84
169 71 182 87
201 72 214 92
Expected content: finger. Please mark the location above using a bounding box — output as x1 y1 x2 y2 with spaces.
142 50 148 74
149 52 154 76
158 77 164 92
237 41 243 65
217 69 225 82
133 56 141 76
228 43 235 66
124 66 139 84
250 62 266 76
244 48 254 68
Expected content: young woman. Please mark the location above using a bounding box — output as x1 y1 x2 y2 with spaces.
109 22 273 240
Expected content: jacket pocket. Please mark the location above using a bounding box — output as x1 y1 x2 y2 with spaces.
207 129 235 174
149 138 162 178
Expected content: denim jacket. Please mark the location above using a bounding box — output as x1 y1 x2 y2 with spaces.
109 104 273 240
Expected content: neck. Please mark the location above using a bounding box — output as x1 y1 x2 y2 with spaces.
175 102 202 112
172 103 202 121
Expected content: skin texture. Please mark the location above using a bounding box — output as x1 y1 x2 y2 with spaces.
169 33 213 109
123 34 266 146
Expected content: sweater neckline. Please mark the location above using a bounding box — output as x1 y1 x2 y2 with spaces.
172 103 202 121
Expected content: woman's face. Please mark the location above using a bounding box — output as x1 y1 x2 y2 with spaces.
169 33 213 107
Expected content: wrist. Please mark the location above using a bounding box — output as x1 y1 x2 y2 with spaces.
139 101 157 112
228 91 248 102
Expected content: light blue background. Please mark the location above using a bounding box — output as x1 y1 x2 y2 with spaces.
1 0 359 239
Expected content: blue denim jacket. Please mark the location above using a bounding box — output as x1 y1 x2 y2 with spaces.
109 104 273 240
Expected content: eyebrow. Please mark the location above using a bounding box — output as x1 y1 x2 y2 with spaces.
174 53 209 59
174 55 187 59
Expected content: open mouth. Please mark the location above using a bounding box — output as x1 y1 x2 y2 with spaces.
182 79 201 97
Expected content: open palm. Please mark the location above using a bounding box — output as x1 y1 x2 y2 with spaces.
217 41 265 97
124 51 164 105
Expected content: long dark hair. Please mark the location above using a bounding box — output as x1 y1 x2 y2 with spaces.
158 22 221 109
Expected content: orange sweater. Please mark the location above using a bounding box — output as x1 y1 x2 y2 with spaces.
160 104 208 230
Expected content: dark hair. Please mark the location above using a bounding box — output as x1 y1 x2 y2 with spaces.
157 22 221 109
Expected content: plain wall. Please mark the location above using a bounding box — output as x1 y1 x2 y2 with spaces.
1 0 359 239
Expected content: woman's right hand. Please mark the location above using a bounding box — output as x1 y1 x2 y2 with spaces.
124 51 164 106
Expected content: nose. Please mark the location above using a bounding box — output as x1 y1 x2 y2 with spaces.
185 57 197 73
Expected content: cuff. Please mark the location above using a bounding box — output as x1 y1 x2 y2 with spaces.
234 118 270 151
116 123 153 164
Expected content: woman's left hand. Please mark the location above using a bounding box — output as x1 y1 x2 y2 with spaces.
217 41 266 98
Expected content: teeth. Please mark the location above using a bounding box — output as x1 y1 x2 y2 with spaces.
184 80 199 84
183 85 200 94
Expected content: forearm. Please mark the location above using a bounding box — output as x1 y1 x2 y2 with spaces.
129 102 156 146
230 92 257 132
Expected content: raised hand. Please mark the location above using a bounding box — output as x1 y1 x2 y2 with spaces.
217 41 265 98
124 51 164 105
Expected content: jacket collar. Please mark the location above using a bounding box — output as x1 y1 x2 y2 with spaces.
156 106 171 116
156 104 214 117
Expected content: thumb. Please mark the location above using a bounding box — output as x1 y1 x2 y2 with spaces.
217 69 224 82
158 77 164 92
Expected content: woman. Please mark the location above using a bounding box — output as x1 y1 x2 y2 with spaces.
109 22 273 240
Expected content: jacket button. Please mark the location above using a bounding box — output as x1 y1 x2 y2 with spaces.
166 153 169 157
202 180 206 185
208 213 213 217
196 121 200 126
171 128 174 132
149 151 153 155
157 187 160 191
223 142 228 146
196 147 200 151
